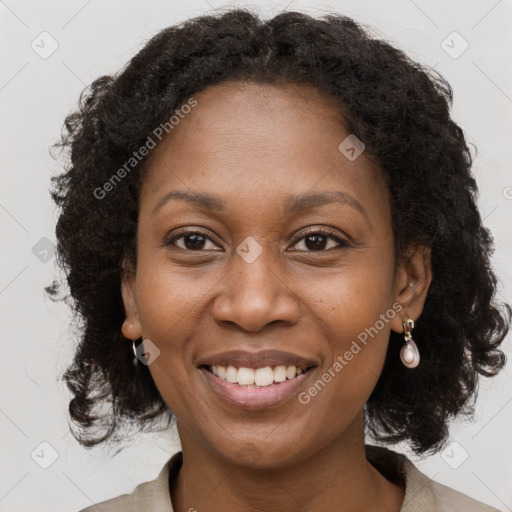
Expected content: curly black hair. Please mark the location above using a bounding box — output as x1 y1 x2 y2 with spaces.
46 7 511 456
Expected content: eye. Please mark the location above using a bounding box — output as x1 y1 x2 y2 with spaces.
164 227 350 252
165 230 222 251
289 228 350 252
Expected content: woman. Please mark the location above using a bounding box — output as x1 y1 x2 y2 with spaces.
47 8 511 512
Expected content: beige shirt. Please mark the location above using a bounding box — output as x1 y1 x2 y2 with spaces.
78 445 501 511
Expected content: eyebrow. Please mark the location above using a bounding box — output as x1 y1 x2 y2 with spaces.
152 189 367 218
283 190 367 218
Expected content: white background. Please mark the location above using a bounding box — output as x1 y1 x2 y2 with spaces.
1 0 511 510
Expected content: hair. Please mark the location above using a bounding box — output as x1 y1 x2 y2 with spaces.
46 7 511 456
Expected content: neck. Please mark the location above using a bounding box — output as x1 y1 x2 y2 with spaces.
170 413 405 512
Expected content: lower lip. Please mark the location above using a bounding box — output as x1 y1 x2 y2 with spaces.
199 366 315 410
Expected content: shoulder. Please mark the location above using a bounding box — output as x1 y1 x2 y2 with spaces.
76 478 161 512
365 444 501 512
401 456 501 511
75 451 182 512
77 490 132 512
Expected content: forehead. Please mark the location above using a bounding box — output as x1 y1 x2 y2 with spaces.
140 81 389 221
189 81 342 123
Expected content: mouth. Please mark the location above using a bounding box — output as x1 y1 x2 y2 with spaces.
199 363 316 387
198 363 317 409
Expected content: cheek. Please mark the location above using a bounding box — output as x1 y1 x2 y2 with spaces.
295 302 391 448
133 264 202 387
313 321 390 413
301 251 395 338
135 260 209 338
298 256 394 398
133 265 202 418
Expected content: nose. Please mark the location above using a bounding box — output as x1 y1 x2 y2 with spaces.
211 246 301 333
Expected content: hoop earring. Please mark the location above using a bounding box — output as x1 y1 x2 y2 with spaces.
132 338 142 366
400 317 420 368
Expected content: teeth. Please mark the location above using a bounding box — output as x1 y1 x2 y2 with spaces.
286 365 297 379
238 367 255 385
274 365 287 382
226 365 238 383
255 367 274 386
208 364 308 387
217 365 226 380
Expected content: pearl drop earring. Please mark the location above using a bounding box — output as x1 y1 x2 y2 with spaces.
400 317 420 368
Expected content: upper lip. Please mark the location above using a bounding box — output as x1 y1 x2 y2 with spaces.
197 349 318 370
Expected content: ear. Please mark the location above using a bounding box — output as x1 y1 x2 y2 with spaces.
120 259 142 341
390 245 432 334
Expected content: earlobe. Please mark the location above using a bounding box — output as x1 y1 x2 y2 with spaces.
120 268 142 340
390 245 432 334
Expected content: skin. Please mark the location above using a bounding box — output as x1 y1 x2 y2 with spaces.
121 81 432 512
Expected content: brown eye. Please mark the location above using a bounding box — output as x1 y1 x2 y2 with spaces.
166 230 222 251
290 228 350 252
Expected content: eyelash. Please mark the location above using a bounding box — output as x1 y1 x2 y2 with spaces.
165 227 350 252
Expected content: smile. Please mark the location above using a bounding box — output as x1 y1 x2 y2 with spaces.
199 364 316 409
206 364 311 387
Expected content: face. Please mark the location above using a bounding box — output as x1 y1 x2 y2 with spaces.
121 81 430 468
